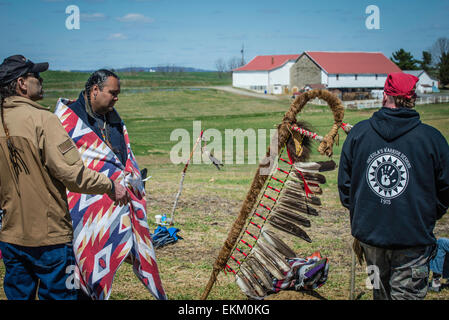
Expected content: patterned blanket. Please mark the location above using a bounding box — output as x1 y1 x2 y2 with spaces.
55 98 166 300
273 251 329 293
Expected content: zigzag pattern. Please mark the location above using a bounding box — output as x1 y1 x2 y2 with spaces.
55 99 166 300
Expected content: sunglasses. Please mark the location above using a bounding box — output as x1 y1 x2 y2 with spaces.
27 72 43 83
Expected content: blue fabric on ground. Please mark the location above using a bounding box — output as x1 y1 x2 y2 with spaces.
151 226 183 248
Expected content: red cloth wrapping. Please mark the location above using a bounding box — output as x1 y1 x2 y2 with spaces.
384 72 419 99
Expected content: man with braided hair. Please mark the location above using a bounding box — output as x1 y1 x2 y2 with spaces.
66 69 127 165
0 55 130 300
338 72 449 300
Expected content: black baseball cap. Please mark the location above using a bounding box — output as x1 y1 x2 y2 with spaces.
0 55 49 85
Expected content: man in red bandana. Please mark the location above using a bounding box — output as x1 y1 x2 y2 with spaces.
383 72 419 99
338 72 449 300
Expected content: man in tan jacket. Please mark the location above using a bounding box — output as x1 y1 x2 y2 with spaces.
0 55 130 300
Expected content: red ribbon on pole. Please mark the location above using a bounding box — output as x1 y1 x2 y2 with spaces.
286 148 313 198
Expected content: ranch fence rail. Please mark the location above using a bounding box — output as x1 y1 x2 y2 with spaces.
308 95 449 110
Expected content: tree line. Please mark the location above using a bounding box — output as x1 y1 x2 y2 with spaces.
215 56 245 78
390 37 449 87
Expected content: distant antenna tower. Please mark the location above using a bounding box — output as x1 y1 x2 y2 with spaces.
240 44 245 66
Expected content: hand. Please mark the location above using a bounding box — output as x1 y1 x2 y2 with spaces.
380 166 397 187
109 180 131 206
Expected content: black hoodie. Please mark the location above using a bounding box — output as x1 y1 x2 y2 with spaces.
338 107 449 248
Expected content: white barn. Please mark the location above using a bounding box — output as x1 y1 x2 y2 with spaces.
232 54 300 94
290 51 402 93
403 70 439 94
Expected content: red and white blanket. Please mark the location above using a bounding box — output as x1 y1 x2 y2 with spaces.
55 98 166 300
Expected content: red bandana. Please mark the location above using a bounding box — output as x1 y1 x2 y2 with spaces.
384 72 419 99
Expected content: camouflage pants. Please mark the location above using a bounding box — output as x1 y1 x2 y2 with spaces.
360 242 436 300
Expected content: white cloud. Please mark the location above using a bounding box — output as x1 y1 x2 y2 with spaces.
116 13 154 23
81 13 106 21
108 33 128 40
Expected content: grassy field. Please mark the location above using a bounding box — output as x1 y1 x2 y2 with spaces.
1 71 448 300
40 70 232 91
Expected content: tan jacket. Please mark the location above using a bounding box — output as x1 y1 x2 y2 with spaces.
0 96 113 247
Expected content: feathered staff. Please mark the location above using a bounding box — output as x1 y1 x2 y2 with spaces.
201 89 345 300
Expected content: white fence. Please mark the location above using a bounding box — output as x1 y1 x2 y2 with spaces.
415 96 449 105
308 98 382 109
343 100 382 110
309 96 449 110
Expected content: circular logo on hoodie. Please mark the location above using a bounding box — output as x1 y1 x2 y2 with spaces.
366 153 409 199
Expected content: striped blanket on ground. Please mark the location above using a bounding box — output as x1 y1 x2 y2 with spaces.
55 98 166 300
273 251 329 293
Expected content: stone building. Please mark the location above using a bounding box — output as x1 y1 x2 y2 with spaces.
290 51 402 94
290 53 322 92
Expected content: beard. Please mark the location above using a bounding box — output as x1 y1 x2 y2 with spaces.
30 85 44 101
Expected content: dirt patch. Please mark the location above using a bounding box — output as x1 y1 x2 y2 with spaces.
148 193 241 266
147 193 240 217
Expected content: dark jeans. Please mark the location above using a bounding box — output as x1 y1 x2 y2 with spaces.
0 241 77 300
361 241 435 300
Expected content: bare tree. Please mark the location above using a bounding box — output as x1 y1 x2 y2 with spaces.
431 37 449 65
215 58 227 78
157 64 169 74
227 56 242 72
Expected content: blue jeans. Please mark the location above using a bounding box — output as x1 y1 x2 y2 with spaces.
430 238 449 278
0 241 77 300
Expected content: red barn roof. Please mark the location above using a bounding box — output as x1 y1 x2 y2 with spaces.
305 51 402 74
233 54 300 71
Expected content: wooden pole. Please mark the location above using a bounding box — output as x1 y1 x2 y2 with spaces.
169 130 203 225
349 246 356 300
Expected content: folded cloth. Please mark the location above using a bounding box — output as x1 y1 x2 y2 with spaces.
152 226 183 248
272 251 329 293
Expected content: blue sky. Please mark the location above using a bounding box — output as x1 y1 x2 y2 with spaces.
0 0 448 71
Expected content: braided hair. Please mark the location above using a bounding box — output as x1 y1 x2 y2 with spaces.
0 77 30 178
84 69 121 155
393 95 417 109
0 79 17 139
85 69 119 106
